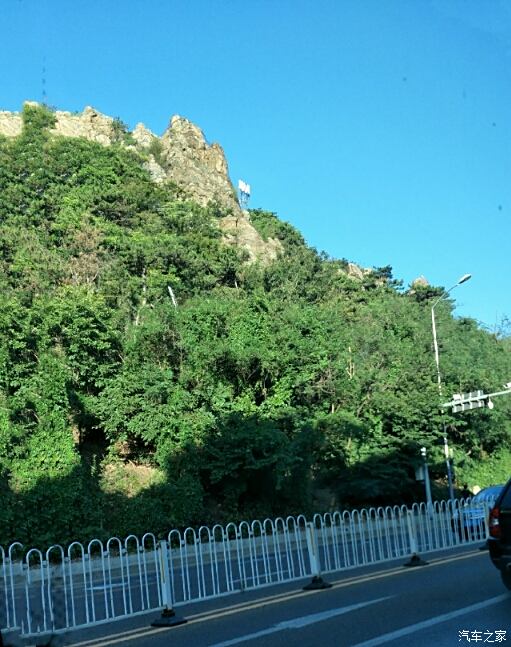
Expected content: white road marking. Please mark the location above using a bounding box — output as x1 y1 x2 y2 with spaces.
351 593 510 647
39 550 484 647
208 595 392 647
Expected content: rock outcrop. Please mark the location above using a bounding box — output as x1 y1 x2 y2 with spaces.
347 262 365 280
160 115 239 215
0 111 22 137
0 104 116 145
0 102 281 262
346 262 374 280
132 122 156 148
411 275 429 288
51 106 116 146
221 211 282 262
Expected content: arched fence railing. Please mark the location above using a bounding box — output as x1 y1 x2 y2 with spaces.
0 496 495 640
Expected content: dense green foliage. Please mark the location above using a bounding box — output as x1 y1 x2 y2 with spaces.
1 104 510 547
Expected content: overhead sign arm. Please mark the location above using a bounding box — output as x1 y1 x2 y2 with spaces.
442 385 511 413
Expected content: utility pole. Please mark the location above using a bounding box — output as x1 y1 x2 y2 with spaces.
430 273 471 501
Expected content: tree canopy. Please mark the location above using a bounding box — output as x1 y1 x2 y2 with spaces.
1 104 510 546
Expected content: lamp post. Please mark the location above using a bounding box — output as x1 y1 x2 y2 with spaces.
431 273 472 501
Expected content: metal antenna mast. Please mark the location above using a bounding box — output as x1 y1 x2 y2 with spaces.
42 57 47 105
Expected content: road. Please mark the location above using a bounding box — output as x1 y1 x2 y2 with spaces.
20 545 509 647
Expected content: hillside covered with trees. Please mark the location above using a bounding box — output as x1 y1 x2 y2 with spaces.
1 104 510 547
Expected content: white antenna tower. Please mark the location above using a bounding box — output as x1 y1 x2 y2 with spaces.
238 179 251 209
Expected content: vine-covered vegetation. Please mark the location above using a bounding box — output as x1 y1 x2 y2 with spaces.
1 104 510 547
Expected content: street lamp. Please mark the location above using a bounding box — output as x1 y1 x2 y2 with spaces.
431 273 472 501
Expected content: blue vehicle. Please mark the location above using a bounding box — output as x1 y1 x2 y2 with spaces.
452 485 505 540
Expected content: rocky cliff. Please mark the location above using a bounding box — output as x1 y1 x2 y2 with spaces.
0 102 281 262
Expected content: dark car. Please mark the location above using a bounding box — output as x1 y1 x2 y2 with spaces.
488 478 511 590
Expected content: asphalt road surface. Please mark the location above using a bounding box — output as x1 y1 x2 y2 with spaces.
16 544 510 647
8 514 473 638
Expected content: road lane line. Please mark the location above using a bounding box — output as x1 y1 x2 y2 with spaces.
62 549 485 647
351 594 510 647
207 596 392 647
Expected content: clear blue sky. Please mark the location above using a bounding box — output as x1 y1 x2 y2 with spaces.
2 0 510 331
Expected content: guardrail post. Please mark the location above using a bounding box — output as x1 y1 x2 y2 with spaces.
403 508 428 567
303 522 332 590
151 540 187 627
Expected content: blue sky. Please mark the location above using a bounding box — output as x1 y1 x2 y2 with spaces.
2 0 511 331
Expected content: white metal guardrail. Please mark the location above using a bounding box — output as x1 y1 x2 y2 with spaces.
0 497 495 639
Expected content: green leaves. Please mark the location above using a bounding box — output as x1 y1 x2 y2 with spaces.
0 114 509 547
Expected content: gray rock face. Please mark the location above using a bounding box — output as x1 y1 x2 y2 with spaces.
347 263 365 280
345 262 375 281
0 111 22 137
0 104 116 145
50 106 115 145
411 275 429 288
132 122 156 148
0 102 281 263
143 155 167 184
220 212 282 262
142 114 281 262
160 115 239 214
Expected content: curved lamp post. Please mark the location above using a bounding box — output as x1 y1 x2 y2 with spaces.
431 273 472 501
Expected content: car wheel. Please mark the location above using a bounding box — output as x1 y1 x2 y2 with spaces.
500 570 511 591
